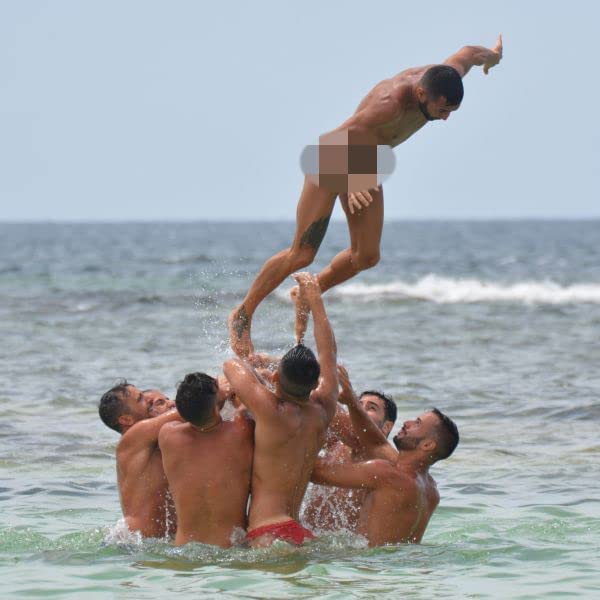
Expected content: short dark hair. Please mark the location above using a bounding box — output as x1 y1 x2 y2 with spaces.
99 379 132 433
278 344 320 398
420 65 464 106
431 408 459 460
360 390 397 424
175 372 218 426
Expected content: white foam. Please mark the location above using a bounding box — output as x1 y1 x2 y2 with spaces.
313 275 600 304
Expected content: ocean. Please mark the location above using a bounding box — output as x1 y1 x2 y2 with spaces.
1 220 599 598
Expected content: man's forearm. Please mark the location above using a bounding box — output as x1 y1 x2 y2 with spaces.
347 396 388 453
450 45 496 77
329 405 361 449
248 353 279 371
310 296 337 359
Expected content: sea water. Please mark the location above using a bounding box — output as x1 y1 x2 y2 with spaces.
1 221 599 598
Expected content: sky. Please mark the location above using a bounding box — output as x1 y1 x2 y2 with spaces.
0 0 598 221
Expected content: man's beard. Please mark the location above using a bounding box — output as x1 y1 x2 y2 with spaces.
393 434 422 451
418 101 437 122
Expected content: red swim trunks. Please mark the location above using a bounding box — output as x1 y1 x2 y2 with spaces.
246 520 316 546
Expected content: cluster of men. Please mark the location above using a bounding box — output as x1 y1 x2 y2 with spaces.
95 38 505 546
99 273 459 548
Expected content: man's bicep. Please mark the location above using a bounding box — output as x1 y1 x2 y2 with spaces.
312 458 390 489
444 50 469 77
314 356 339 417
223 359 275 417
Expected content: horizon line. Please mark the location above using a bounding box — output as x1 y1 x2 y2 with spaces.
1 216 600 225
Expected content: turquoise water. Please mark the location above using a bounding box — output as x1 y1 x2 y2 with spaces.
1 222 599 598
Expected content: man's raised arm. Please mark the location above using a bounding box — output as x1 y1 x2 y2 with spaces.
223 358 276 419
337 365 397 462
293 272 338 419
444 35 503 78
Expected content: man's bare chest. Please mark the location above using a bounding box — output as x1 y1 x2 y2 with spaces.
378 111 427 148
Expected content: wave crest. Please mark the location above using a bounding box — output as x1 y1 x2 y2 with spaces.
328 275 600 304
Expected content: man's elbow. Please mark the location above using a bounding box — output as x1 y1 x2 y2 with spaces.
223 358 240 378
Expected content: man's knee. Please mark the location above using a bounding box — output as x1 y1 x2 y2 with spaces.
352 250 380 271
289 246 317 271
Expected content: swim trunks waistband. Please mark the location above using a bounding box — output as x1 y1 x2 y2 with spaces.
246 519 316 545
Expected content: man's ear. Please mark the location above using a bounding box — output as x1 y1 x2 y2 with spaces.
415 86 427 102
420 438 437 454
272 371 280 384
118 414 134 429
382 421 394 438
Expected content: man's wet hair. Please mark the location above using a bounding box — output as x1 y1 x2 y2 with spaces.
431 407 459 460
99 379 132 433
279 344 320 398
175 372 218 426
420 65 464 106
360 390 397 424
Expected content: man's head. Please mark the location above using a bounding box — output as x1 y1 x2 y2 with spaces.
392 408 459 462
275 344 321 400
175 372 222 427
98 381 173 434
416 65 463 121
359 390 397 438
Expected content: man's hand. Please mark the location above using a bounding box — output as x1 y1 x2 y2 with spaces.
483 34 503 75
344 189 378 215
292 272 322 305
337 364 358 406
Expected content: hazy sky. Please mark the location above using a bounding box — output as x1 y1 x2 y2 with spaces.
1 1 598 221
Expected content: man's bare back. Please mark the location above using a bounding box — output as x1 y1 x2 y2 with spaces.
159 413 254 547
224 273 339 546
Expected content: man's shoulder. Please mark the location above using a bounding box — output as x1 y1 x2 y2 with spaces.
379 463 418 491
158 420 187 444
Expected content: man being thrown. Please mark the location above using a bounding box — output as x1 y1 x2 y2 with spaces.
98 382 179 538
304 366 397 533
229 36 503 356
224 272 338 546
159 372 254 548
312 380 459 546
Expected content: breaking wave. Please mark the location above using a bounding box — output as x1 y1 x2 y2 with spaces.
328 275 600 304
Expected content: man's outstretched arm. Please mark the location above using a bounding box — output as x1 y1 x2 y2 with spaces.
444 35 503 77
294 272 338 421
311 456 396 490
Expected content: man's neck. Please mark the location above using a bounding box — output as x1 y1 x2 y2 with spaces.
191 415 223 433
394 450 431 475
276 389 309 406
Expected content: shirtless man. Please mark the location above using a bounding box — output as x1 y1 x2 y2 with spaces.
312 387 459 546
223 272 338 546
98 382 179 537
304 366 397 532
229 36 503 356
158 372 254 547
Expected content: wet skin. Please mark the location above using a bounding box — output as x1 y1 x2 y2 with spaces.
115 387 179 538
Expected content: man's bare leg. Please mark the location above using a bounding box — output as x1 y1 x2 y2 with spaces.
229 177 337 356
292 186 384 342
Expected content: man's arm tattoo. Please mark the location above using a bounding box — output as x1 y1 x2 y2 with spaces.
299 216 331 251
233 305 250 339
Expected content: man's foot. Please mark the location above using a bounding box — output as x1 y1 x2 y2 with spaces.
290 286 310 345
228 305 254 358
